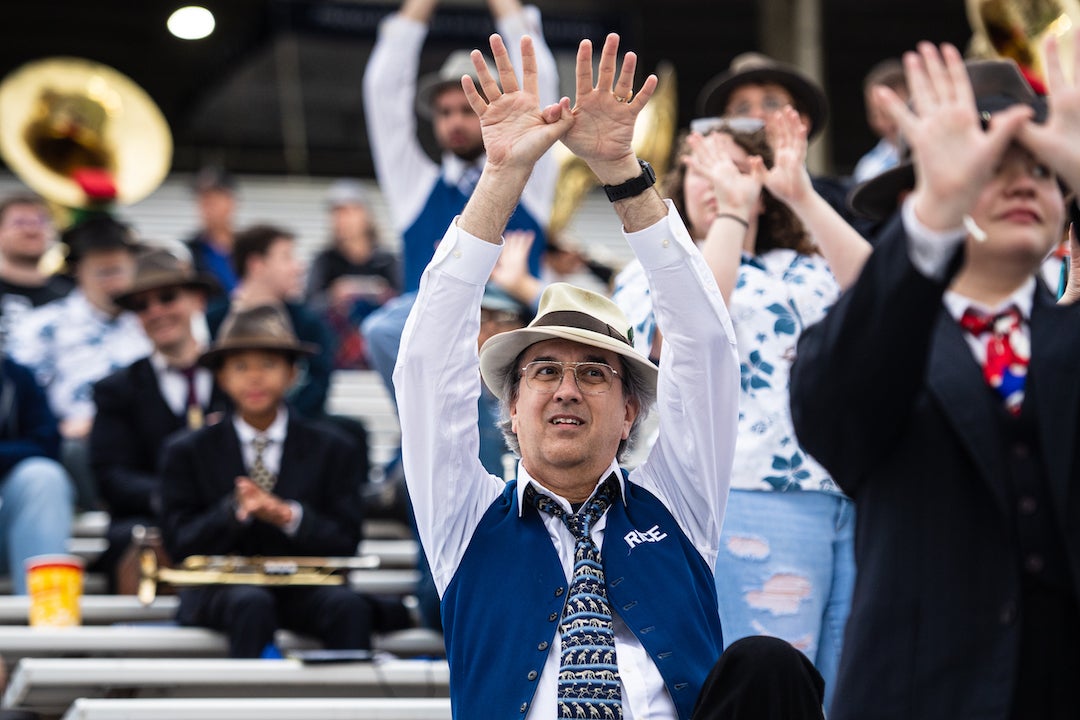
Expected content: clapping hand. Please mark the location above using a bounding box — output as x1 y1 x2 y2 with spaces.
753 106 814 208
561 33 658 183
878 42 1032 231
1018 32 1080 193
683 131 762 225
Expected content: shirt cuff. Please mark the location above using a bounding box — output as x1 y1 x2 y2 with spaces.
282 501 303 536
624 199 698 270
901 196 966 281
426 219 503 285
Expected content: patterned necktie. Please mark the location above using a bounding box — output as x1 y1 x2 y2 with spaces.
959 305 1029 415
249 435 276 491
457 165 482 197
528 477 622 719
172 366 203 430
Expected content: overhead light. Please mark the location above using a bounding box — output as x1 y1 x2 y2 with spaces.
167 6 215 40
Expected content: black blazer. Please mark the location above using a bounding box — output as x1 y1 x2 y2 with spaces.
160 412 364 562
790 216 1080 720
91 357 230 519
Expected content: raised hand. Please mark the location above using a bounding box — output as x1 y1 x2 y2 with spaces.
561 33 658 183
684 131 763 223
880 42 1031 231
461 34 572 172
753 106 814 208
1018 32 1080 193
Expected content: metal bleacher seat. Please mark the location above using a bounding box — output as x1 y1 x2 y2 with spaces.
60 697 452 720
2 657 450 717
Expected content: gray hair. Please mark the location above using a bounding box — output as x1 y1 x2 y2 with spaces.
494 350 657 463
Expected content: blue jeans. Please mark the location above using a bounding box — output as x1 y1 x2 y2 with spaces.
714 488 854 713
0 457 74 594
360 291 417 405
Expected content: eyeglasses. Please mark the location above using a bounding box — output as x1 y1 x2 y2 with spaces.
130 287 180 313
689 116 766 136
520 360 620 395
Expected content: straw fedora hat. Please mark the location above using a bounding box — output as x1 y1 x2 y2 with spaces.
479 283 657 401
415 50 496 120
198 304 318 369
113 247 218 310
696 52 829 140
848 59 1048 221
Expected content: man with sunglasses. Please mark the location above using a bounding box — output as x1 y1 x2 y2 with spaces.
90 248 229 589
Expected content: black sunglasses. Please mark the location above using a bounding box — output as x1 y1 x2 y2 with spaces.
130 287 180 313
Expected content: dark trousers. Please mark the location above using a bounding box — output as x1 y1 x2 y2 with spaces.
181 584 374 658
692 636 826 720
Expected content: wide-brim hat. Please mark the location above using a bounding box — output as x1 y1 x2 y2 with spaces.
416 50 495 121
479 283 657 402
697 52 829 140
848 59 1049 221
198 304 318 369
113 247 218 309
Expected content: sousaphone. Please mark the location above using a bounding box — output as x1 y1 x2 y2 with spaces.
0 56 172 221
967 0 1080 87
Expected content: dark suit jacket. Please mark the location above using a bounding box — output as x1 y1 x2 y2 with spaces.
790 216 1080 720
160 412 363 562
91 357 230 519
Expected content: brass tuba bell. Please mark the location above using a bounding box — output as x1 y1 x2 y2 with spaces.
967 0 1080 86
0 57 172 214
547 62 678 240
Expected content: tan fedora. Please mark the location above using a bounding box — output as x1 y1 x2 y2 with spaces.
198 304 318 369
113 247 218 310
479 283 657 401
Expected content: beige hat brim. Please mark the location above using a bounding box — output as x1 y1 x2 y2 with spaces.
479 325 658 402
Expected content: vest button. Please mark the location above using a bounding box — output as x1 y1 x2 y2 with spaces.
537 641 549 651
519 702 528 713
527 670 538 681
555 586 564 596
548 612 558 622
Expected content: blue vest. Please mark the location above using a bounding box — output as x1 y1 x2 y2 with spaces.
402 178 546 293
441 476 723 719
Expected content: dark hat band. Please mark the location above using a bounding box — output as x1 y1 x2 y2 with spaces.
531 310 631 347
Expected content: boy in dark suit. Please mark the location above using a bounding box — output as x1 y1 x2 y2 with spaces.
91 248 228 587
161 304 372 657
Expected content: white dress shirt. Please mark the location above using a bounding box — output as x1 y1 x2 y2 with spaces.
395 201 740 719
148 352 214 416
232 408 302 535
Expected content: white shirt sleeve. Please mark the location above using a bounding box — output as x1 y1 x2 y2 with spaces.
901 195 967 281
394 222 506 595
362 13 441 232
626 201 741 569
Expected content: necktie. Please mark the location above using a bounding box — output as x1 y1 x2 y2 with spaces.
249 435 276 492
457 165 482 197
528 477 622 719
959 305 1029 415
173 366 203 430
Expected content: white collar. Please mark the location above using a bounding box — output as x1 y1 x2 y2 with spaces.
943 276 1036 323
515 458 627 517
232 406 289 446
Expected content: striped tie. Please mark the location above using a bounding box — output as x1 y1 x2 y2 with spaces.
528 476 622 719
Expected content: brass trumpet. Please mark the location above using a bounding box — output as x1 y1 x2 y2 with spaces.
137 549 380 606
967 0 1080 85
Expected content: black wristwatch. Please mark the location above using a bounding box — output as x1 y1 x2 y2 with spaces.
603 159 656 202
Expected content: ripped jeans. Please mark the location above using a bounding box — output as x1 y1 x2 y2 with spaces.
714 488 854 714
